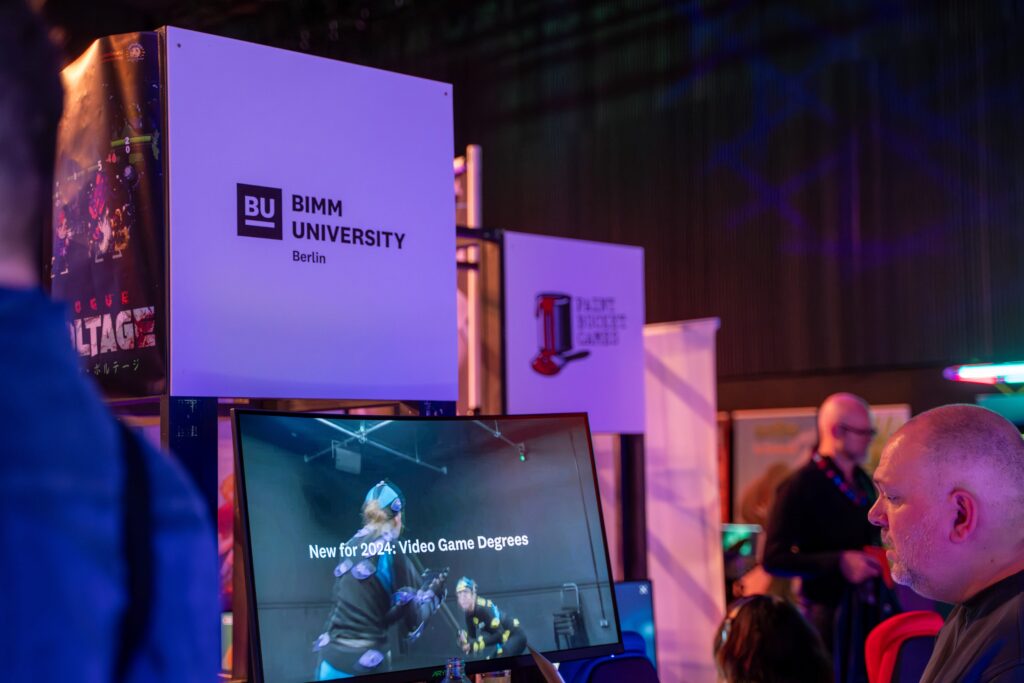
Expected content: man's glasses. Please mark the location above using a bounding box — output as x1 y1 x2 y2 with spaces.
839 423 877 438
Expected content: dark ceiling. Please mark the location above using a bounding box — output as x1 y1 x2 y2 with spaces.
43 0 585 78
39 0 1024 386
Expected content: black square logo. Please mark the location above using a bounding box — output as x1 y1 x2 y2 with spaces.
237 183 283 239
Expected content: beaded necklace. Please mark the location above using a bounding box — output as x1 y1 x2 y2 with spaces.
812 452 870 507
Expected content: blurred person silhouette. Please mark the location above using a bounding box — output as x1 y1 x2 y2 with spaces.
869 404 1024 683
763 393 897 683
0 2 218 681
733 462 798 601
713 594 833 683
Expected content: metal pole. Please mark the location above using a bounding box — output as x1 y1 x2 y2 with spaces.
465 145 483 414
620 433 648 580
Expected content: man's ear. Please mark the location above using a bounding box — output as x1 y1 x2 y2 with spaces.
949 489 977 543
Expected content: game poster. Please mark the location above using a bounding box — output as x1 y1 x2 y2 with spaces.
48 32 167 398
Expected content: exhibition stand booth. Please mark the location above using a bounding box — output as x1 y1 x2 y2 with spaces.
48 27 725 683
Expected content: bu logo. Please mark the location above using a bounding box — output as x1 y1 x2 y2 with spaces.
237 183 283 239
245 196 275 221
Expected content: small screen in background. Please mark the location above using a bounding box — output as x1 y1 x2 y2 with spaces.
613 580 657 670
722 523 762 580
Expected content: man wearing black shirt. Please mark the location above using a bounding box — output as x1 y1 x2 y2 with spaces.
764 393 884 663
869 404 1024 683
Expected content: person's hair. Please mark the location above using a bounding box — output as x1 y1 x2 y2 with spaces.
361 499 400 534
713 595 832 683
0 1 63 266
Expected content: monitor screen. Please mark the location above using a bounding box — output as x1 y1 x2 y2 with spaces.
613 580 657 670
233 411 621 683
721 523 762 581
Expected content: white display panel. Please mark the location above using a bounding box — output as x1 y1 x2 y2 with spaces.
643 318 723 683
166 27 456 400
503 231 645 434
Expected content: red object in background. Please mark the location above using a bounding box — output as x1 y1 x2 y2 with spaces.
864 545 894 589
218 474 236 611
864 610 944 683
532 293 590 375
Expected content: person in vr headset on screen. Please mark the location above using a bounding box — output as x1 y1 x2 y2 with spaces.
456 576 528 660
313 480 449 680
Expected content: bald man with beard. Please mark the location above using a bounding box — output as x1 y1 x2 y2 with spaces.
764 393 886 680
869 404 1024 683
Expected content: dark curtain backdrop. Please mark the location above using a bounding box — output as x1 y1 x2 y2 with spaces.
440 0 1024 378
47 0 1024 382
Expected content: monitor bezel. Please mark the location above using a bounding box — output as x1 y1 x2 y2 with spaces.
232 408 624 683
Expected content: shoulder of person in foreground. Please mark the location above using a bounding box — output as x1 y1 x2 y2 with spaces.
126 430 219 683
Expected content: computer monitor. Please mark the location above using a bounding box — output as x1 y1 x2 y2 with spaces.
613 580 657 670
721 522 762 580
233 410 621 683
722 523 762 600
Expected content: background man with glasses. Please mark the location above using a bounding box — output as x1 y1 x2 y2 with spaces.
764 393 889 682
